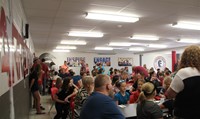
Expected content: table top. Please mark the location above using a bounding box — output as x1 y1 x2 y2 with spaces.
118 103 137 118
118 101 168 118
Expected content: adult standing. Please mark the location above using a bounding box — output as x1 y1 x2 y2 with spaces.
41 58 49 95
80 60 87 75
80 74 125 119
166 45 200 119
29 64 45 114
61 61 69 74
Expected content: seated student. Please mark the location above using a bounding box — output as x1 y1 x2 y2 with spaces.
49 72 60 92
54 77 78 119
159 76 174 117
159 76 172 96
149 71 162 94
80 74 125 119
132 71 147 91
131 79 145 103
74 76 94 118
121 71 129 82
112 75 120 93
114 80 130 105
55 78 63 90
137 82 163 119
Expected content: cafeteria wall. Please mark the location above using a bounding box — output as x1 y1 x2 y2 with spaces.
36 49 183 75
141 49 184 72
0 0 34 119
36 51 139 75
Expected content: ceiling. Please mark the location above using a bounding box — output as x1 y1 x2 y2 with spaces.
21 0 200 54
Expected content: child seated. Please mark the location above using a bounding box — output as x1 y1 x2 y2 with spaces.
114 80 130 105
130 79 145 103
137 82 163 119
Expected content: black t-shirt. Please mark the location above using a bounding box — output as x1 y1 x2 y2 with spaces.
56 86 75 102
163 99 174 116
29 71 39 92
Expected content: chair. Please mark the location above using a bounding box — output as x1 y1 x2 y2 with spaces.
48 87 58 113
69 95 76 119
51 80 57 87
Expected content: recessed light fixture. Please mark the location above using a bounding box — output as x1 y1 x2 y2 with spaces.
108 42 132 46
94 47 113 50
130 35 159 40
85 12 139 23
68 31 103 37
52 49 70 52
60 40 87 45
129 47 145 51
147 44 167 48
172 21 200 30
177 39 200 43
56 46 77 49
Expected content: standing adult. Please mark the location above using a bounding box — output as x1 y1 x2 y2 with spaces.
80 61 86 75
166 45 200 119
41 58 49 95
29 64 45 114
61 61 69 74
80 74 125 119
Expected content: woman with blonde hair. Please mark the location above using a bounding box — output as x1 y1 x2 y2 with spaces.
137 82 163 119
166 45 200 119
74 76 94 118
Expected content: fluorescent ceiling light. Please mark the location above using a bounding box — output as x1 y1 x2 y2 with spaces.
52 49 70 52
172 21 200 30
60 40 87 45
68 31 103 37
56 46 77 49
148 44 167 48
130 35 159 40
129 47 145 51
109 42 132 46
94 47 113 50
177 39 200 43
85 12 139 23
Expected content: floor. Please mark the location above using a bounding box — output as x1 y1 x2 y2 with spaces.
29 94 58 119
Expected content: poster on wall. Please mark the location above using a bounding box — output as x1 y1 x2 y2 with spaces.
94 57 111 66
153 56 166 70
66 57 85 67
118 57 133 66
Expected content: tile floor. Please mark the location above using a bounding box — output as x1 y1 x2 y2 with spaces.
29 94 58 119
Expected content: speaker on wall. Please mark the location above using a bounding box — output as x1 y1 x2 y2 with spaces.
24 24 29 39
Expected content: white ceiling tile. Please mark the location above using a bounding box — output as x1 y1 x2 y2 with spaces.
21 0 200 53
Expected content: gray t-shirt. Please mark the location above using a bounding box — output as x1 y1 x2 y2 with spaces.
137 100 163 119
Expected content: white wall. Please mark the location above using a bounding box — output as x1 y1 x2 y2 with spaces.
0 0 34 96
142 53 172 71
36 51 140 75
141 49 184 72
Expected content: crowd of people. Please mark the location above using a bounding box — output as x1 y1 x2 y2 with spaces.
29 45 200 119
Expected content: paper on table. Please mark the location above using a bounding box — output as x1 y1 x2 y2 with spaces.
118 105 126 108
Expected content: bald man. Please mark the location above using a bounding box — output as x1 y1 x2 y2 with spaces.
80 74 125 119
